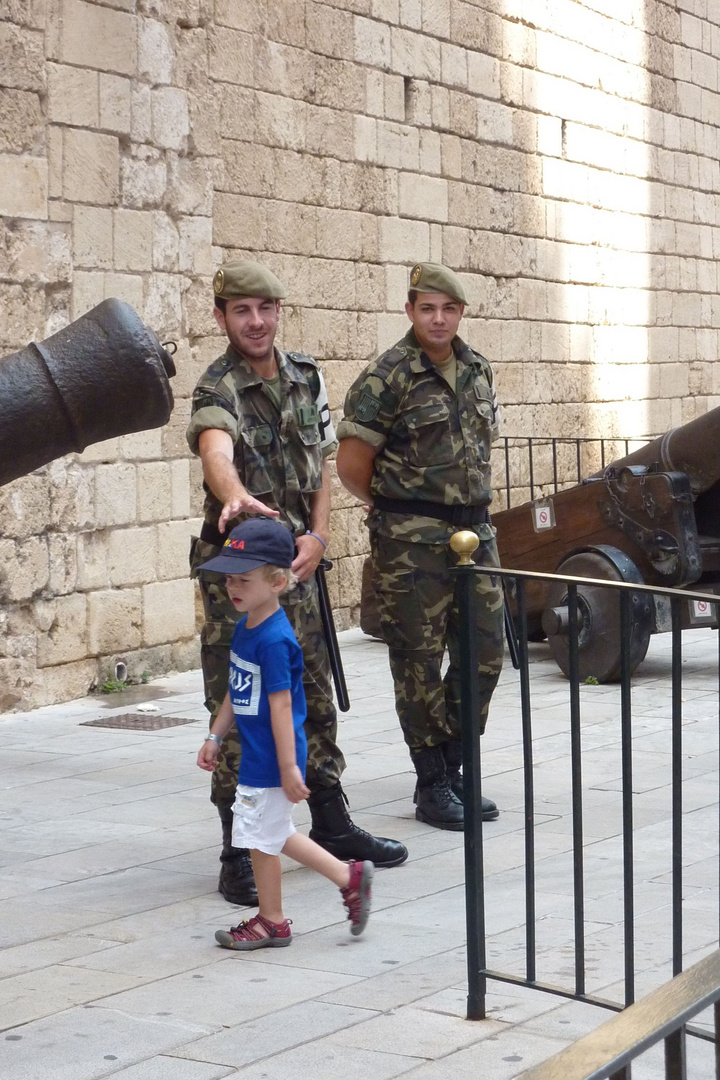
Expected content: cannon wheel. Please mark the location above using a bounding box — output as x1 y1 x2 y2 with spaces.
543 546 653 683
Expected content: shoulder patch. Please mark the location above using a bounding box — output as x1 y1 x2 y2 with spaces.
355 392 382 423
193 393 218 412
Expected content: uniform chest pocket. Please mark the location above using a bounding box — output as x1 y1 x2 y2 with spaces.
297 423 320 446
402 403 454 467
238 424 274 494
246 424 273 447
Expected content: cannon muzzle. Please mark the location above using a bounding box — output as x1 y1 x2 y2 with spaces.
0 298 175 488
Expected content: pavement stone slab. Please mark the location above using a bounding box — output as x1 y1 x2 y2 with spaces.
384 1028 571 1080
99 1059 232 1079
93 957 362 1028
171 1000 376 1068
203 1037 422 1080
0 964 148 1031
0 1006 218 1080
330 1003 506 1058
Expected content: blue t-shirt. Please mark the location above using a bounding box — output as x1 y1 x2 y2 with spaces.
228 607 308 788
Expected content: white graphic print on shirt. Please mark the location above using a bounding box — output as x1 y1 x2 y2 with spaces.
228 652 261 715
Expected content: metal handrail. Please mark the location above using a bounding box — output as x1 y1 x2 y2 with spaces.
518 949 720 1080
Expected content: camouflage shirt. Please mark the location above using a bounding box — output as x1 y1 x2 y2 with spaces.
187 345 337 538
337 328 498 544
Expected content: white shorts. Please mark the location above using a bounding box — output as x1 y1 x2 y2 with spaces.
231 785 297 856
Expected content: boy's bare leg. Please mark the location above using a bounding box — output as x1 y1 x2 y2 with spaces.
282 832 351 888
250 850 284 924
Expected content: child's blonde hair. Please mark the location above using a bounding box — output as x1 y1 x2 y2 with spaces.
261 563 298 594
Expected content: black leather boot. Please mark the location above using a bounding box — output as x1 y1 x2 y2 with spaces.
411 745 464 830
442 739 499 821
217 799 258 906
308 782 408 867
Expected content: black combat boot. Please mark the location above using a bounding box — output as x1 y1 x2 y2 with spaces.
442 739 499 822
217 799 258 906
308 782 408 867
411 745 465 830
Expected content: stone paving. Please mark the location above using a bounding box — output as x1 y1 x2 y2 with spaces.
0 626 718 1079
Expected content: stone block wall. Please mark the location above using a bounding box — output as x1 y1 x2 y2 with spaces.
1 0 719 710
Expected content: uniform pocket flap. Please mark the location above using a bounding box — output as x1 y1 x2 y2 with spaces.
242 424 273 448
405 404 450 429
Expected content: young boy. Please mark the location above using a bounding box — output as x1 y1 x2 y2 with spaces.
196 518 373 949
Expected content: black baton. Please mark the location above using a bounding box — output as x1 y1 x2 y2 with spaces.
503 579 520 670
486 511 519 670
315 558 350 712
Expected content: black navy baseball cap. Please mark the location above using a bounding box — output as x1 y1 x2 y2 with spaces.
197 518 295 574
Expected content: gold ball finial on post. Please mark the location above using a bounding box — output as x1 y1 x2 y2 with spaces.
450 530 479 566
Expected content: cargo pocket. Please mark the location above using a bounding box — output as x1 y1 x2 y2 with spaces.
376 566 427 652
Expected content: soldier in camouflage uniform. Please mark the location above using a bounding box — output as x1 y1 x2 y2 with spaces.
336 262 504 830
188 260 407 905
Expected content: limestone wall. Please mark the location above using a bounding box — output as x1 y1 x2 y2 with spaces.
1 0 719 710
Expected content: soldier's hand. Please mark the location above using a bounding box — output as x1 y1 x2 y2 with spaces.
280 764 310 803
292 533 325 581
218 495 280 534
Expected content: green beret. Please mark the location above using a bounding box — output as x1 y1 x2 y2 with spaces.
213 260 287 301
408 262 468 306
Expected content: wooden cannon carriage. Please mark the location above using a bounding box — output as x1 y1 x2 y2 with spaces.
493 407 720 681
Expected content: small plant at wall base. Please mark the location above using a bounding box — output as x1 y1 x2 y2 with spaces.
99 676 127 694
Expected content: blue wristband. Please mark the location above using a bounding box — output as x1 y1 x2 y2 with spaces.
306 530 327 549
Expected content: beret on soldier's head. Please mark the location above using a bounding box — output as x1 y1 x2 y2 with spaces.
213 260 287 301
408 262 468 306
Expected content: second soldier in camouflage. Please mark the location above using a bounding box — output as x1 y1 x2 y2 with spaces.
336 262 504 830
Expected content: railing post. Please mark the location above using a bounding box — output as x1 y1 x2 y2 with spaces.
665 1027 687 1080
451 530 486 1021
671 597 683 976
517 577 536 982
620 590 635 1006
567 581 586 997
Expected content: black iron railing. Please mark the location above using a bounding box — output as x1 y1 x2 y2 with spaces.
493 436 656 511
453 545 720 1042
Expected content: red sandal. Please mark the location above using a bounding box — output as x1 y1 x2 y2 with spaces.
340 860 374 936
215 913 293 950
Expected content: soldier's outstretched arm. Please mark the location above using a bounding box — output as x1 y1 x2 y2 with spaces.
337 437 377 505
198 428 279 532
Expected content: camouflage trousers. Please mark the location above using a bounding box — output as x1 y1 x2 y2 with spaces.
369 531 504 752
189 536 344 803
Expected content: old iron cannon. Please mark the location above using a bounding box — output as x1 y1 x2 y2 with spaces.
0 298 176 488
492 406 720 682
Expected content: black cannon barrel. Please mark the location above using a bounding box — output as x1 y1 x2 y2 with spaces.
607 405 720 496
0 298 175 487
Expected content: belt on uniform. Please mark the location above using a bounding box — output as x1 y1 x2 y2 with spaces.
373 495 488 527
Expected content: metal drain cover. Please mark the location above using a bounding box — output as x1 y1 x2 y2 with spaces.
81 714 200 732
